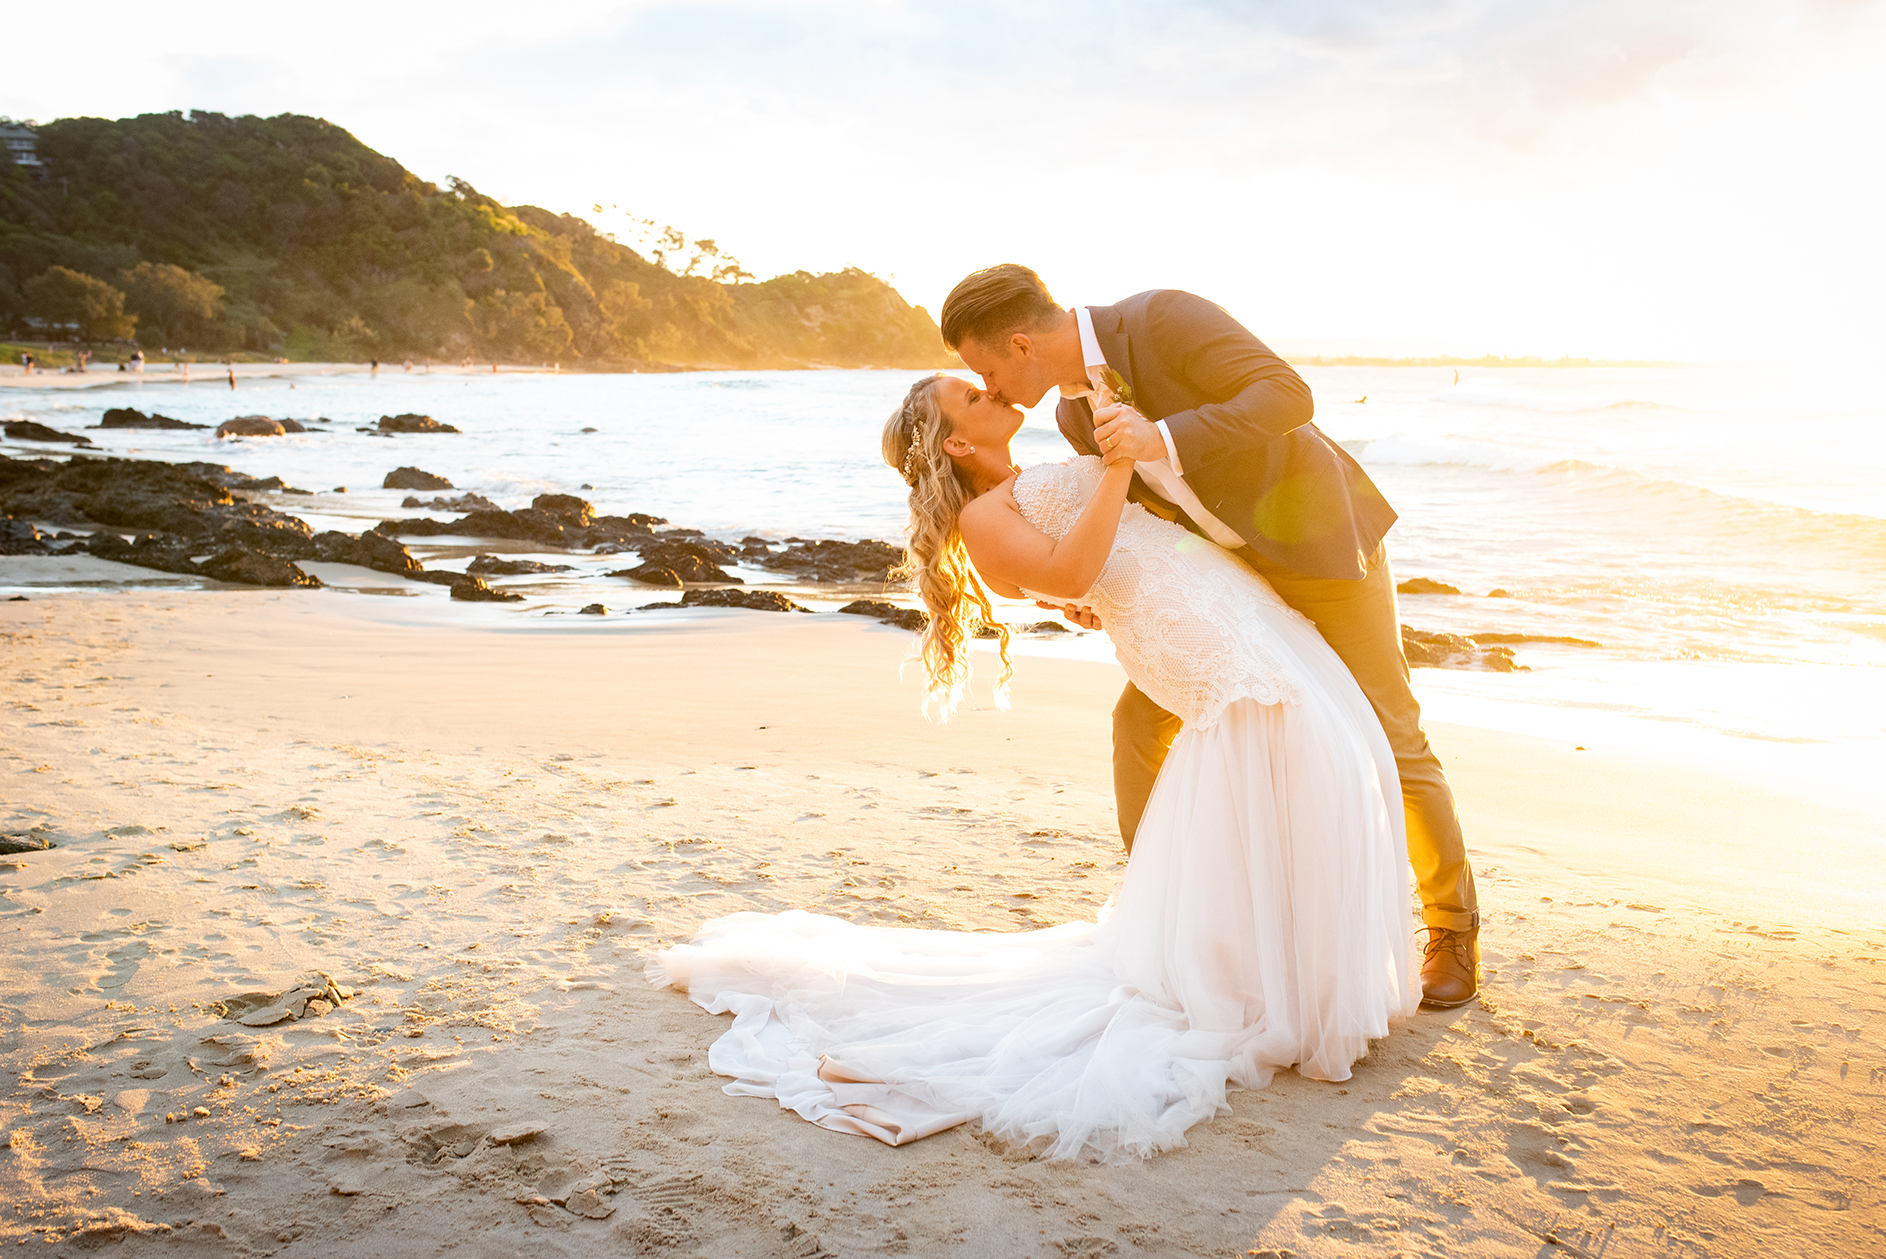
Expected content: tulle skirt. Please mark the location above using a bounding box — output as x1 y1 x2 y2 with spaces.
648 646 1421 1161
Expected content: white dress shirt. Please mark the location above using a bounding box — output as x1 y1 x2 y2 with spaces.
1061 306 1246 550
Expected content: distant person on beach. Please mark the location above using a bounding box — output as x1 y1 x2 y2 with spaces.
19 352 33 374
227 364 236 391
652 295 1431 1159
131 350 144 373
371 358 380 377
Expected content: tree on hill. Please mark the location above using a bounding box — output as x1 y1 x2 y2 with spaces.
119 261 224 346
0 110 951 368
21 265 136 340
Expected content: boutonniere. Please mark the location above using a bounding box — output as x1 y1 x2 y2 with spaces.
1089 366 1135 411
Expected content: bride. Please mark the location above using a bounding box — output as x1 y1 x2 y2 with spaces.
648 374 1420 1162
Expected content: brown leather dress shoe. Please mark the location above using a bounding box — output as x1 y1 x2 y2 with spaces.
1420 922 1481 1008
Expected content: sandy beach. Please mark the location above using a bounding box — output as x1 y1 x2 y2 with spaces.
1 583 1881 1257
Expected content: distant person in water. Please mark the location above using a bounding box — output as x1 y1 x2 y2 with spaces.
227 364 236 391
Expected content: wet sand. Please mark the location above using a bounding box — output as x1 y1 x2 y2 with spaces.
1 587 1881 1256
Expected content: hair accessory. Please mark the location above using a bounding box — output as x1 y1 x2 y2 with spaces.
901 419 925 486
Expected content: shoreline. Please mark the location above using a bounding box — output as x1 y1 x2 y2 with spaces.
1 592 1880 1255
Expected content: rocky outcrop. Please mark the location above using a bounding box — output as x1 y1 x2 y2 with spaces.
197 545 323 588
675 588 811 613
450 574 524 602
401 492 498 512
1396 577 1462 596
616 564 682 587
466 554 575 576
379 492 664 552
94 408 206 430
383 467 453 491
4 421 92 446
378 414 460 434
312 529 424 576
577 603 607 615
531 493 593 529
838 598 928 632
759 538 903 583
607 539 739 583
216 416 287 439
0 517 54 555
1401 626 1525 671
88 531 322 588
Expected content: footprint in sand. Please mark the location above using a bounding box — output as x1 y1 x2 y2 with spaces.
97 940 149 991
1690 1178 1773 1205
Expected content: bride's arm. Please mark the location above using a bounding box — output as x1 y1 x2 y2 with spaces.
958 461 1135 601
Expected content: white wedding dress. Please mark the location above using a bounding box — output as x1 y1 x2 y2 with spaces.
648 457 1420 1162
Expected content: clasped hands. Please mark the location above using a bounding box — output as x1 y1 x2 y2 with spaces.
1093 403 1165 464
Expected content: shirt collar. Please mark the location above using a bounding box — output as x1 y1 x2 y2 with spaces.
1060 306 1108 400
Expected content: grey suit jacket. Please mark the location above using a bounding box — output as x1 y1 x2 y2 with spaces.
1055 290 1396 581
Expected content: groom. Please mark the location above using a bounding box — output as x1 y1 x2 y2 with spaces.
940 264 1481 1008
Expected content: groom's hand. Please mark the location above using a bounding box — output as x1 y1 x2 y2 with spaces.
1036 601 1102 631
1092 404 1166 463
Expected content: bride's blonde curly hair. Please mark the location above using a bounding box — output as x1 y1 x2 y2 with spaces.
882 374 1012 719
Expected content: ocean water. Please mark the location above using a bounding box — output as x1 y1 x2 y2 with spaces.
4 363 1883 762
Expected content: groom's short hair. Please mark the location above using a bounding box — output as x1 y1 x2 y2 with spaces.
940 264 1060 351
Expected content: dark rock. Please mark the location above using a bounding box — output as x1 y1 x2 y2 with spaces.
973 623 1005 639
607 546 735 583
0 834 54 854
1401 626 1527 672
277 419 308 433
378 414 461 434
377 509 566 545
530 493 593 528
582 514 666 549
450 575 524 602
466 554 576 576
216 416 286 439
95 408 206 430
1486 588 1511 598
197 545 322 589
761 538 903 583
577 603 607 615
580 427 599 434
1467 632 1601 648
838 598 928 632
1027 620 1071 633
310 529 424 576
404 570 465 586
613 564 682 587
1396 577 1461 596
383 467 454 491
86 531 200 576
0 517 52 555
677 588 811 613
401 492 498 513
5 421 92 446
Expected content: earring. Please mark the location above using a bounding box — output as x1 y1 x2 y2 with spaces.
968 445 976 454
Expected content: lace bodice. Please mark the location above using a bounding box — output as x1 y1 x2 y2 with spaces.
1012 457 1305 725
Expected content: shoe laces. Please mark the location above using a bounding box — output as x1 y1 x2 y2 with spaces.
1421 926 1474 961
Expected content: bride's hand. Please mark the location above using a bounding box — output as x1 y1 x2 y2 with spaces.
1036 601 1102 631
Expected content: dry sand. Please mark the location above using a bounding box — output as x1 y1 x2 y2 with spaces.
0 584 1881 1257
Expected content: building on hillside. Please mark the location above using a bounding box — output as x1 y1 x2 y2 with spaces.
1 122 45 175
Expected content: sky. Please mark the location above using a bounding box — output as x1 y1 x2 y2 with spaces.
5 0 1883 361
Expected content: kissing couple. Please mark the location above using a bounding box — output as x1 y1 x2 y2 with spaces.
651 265 1482 1162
